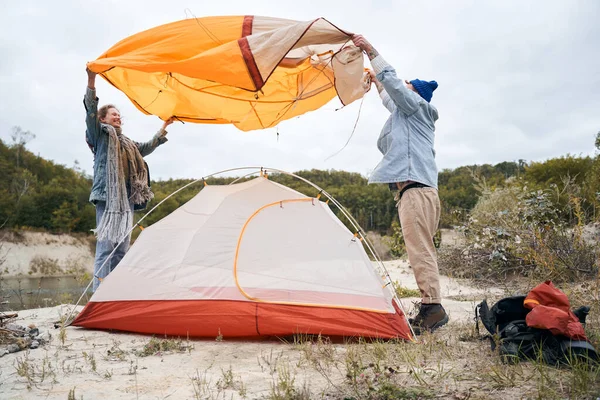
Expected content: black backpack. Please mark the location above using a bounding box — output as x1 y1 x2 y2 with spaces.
475 296 598 366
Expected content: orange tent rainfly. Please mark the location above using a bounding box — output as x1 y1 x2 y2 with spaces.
86 16 369 131
72 177 412 340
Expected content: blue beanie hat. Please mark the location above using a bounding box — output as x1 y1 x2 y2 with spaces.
409 79 438 103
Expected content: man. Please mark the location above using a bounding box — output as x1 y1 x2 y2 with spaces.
352 34 448 334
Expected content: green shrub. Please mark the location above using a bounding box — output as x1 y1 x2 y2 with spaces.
440 183 599 283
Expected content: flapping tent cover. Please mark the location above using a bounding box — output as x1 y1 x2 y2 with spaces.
72 177 411 340
87 15 369 131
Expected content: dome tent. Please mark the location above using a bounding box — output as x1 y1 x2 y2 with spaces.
72 169 412 340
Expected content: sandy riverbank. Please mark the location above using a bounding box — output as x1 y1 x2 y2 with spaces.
0 257 503 400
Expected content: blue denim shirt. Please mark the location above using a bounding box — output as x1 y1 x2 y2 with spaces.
367 56 439 189
84 87 168 203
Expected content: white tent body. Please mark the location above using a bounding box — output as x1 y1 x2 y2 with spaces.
73 177 411 339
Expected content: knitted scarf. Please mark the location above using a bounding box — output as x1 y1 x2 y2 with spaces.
94 125 154 244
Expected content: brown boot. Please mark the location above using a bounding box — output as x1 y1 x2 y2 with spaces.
409 303 449 335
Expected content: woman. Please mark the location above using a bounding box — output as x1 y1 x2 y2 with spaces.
84 67 173 291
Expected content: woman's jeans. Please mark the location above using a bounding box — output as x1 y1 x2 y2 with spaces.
92 201 133 292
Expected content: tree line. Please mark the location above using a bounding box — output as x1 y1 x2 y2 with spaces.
1 126 598 237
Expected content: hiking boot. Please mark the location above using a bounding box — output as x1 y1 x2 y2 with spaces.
409 303 449 335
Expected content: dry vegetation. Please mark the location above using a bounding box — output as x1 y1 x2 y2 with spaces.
438 179 599 284
3 319 598 399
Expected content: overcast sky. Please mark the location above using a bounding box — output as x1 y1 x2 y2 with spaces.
1 0 599 180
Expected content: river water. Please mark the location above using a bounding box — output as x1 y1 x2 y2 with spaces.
0 276 92 311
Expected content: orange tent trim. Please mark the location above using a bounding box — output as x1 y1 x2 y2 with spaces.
72 299 411 340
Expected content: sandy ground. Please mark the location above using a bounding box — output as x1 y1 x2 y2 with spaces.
1 232 94 277
0 258 502 400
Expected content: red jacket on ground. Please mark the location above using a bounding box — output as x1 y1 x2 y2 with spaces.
524 281 587 341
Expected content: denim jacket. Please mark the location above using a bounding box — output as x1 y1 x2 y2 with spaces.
367 56 439 189
84 87 168 203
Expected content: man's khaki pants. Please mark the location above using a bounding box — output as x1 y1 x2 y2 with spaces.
396 187 442 304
